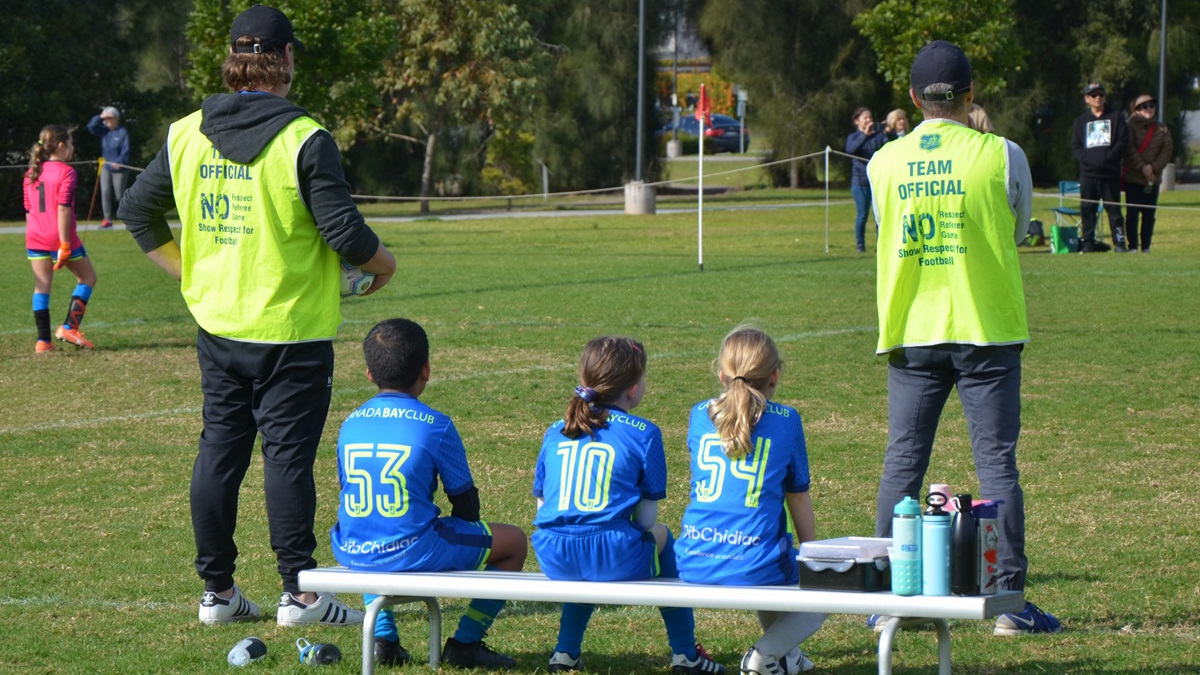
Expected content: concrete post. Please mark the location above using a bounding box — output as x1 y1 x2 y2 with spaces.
624 180 656 215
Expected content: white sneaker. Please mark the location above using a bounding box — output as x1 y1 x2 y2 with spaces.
672 644 727 674
781 647 815 673
739 647 783 675
198 585 260 625
276 592 364 627
548 650 583 672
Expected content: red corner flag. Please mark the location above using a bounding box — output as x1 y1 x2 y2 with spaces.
695 84 712 127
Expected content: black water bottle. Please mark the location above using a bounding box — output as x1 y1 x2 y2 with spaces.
950 493 977 595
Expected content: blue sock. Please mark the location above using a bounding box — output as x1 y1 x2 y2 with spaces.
72 284 93 302
364 594 398 642
451 566 507 643
33 293 50 312
554 603 595 657
660 605 697 659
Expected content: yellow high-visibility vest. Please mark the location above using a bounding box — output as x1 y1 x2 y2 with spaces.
868 121 1028 353
168 111 340 342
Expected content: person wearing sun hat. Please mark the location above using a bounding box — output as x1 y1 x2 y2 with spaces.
866 39 1061 638
118 4 396 628
1123 94 1173 252
1071 82 1130 252
85 105 130 228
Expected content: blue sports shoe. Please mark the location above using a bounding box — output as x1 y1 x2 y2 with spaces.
994 602 1061 636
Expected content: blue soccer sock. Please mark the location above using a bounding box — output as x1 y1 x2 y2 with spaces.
33 293 51 342
451 566 507 644
658 529 680 579
660 605 698 659
364 594 399 642
553 603 595 657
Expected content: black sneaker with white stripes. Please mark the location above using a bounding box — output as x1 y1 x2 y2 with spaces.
276 592 364 627
198 585 260 625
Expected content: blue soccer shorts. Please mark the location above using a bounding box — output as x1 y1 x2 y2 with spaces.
533 521 658 581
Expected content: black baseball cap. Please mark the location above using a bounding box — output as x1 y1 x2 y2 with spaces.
231 4 303 54
1084 82 1105 96
910 40 972 101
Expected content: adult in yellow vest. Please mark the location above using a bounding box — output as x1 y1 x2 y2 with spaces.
118 4 396 629
866 40 1060 636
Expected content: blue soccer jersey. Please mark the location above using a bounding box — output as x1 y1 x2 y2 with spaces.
330 392 476 570
533 409 668 530
676 398 811 586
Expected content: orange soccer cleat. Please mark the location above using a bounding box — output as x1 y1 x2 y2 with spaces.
35 340 57 353
55 326 95 349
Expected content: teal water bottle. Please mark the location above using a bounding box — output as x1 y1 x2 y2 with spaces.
891 496 922 596
922 492 951 596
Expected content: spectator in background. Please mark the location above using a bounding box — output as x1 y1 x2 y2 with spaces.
1071 82 1129 252
845 107 888 253
885 109 910 138
968 103 995 133
86 106 130 229
1123 94 1173 253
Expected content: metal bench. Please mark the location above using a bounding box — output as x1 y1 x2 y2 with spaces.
299 567 1024 675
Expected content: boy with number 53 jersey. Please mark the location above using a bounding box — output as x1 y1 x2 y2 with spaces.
332 318 527 670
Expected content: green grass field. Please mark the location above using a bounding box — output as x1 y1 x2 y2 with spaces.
2 188 1198 674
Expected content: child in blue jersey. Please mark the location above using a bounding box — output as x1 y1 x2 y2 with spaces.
331 318 528 670
532 336 725 675
677 327 825 675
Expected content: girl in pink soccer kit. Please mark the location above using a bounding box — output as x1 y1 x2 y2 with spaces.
24 125 98 351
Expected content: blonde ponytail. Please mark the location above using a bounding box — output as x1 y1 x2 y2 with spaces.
707 327 782 459
27 125 71 182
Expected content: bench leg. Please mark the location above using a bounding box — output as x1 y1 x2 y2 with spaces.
876 617 952 675
361 596 442 675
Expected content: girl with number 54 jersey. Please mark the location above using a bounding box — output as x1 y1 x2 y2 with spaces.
677 326 824 675
533 336 725 675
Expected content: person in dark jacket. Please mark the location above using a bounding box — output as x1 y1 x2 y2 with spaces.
1071 82 1129 252
86 106 131 229
118 4 396 629
846 107 888 253
1123 94 1174 252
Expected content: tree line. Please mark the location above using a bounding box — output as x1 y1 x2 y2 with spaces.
2 0 1197 219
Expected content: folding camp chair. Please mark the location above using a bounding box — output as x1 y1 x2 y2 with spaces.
1050 180 1105 242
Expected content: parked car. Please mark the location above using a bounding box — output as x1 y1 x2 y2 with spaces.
657 113 751 153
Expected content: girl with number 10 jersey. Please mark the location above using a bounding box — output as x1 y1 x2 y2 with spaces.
532 336 725 675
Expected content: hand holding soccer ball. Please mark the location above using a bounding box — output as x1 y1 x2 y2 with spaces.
340 258 376 298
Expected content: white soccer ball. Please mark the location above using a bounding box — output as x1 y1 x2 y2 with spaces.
339 258 376 297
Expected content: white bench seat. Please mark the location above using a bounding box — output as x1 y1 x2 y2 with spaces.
298 567 1024 675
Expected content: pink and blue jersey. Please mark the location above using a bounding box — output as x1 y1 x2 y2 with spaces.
24 161 82 251
676 399 811 586
330 392 477 570
532 409 667 530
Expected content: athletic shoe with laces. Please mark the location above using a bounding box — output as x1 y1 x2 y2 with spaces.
866 614 894 632
276 592 364 627
994 601 1061 636
739 647 783 675
35 340 56 353
198 585 260 625
100 219 113 229
672 642 727 674
441 637 516 670
781 647 815 673
548 650 583 672
375 637 413 666
56 326 94 349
